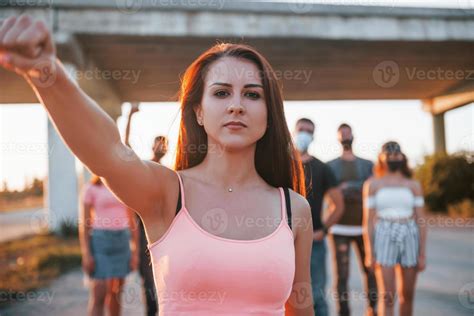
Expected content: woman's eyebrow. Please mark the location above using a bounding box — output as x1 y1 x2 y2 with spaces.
209 82 263 88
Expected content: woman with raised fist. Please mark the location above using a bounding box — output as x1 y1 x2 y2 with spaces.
1 15 314 315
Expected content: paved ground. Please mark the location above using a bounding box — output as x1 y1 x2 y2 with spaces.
1 223 473 315
0 208 45 242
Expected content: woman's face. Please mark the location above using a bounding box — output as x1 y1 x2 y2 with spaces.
196 57 267 152
381 151 403 163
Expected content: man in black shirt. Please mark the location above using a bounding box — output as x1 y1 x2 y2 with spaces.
294 118 344 316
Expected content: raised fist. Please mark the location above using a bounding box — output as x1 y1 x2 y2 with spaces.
0 14 57 85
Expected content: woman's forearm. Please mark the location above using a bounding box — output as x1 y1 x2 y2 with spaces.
363 212 375 257
79 205 92 256
417 209 427 256
28 59 128 176
79 225 91 255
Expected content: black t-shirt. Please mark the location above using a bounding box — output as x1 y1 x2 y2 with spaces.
303 156 338 231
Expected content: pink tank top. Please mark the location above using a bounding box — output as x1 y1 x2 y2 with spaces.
147 172 295 315
83 183 130 230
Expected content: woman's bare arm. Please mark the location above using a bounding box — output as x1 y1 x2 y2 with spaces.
362 179 376 269
0 15 175 216
79 200 94 274
79 202 92 257
124 103 140 147
285 191 315 316
413 181 427 271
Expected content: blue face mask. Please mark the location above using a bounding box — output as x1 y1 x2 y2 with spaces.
295 131 313 153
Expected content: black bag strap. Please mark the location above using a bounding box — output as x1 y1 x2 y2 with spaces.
176 180 182 215
283 187 292 230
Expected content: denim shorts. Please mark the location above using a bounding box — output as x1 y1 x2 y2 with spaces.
89 229 131 279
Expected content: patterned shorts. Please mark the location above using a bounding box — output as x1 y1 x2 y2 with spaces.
374 219 419 268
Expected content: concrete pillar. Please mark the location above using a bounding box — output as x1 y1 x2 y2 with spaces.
46 116 79 234
45 63 81 234
432 113 446 154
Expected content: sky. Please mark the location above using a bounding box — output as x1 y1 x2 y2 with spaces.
1 101 472 190
0 0 473 190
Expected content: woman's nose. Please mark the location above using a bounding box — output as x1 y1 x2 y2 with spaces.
227 103 245 114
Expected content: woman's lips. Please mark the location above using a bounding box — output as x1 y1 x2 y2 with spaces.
225 123 246 130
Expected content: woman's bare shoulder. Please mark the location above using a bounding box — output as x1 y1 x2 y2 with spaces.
287 189 312 237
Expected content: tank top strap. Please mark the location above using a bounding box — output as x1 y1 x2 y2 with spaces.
175 171 185 215
281 187 292 230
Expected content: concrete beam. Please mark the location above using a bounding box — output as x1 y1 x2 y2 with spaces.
55 33 86 70
0 7 53 26
5 0 474 18
423 81 474 115
69 60 123 120
55 9 474 41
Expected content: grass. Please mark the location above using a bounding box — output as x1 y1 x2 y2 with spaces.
0 232 81 308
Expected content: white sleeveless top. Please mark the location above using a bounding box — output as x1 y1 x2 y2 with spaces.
364 186 424 220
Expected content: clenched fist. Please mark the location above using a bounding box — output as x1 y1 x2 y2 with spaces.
0 14 58 87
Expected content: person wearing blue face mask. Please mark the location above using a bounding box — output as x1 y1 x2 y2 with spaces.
294 118 344 316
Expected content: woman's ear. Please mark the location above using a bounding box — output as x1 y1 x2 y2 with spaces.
194 104 203 125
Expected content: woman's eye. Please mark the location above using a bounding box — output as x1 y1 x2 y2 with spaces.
214 90 229 97
245 91 261 99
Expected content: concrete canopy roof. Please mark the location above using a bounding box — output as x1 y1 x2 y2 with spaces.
1 0 473 114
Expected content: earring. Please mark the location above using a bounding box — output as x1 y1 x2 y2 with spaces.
197 118 203 126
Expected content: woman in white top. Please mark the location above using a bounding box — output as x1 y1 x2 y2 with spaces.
362 141 427 316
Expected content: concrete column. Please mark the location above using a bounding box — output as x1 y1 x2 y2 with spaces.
432 113 446 154
46 116 79 234
45 63 83 234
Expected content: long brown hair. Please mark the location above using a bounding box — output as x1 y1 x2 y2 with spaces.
90 174 102 186
374 141 412 178
173 43 305 195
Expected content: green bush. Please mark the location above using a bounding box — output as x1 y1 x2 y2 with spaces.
414 151 474 213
